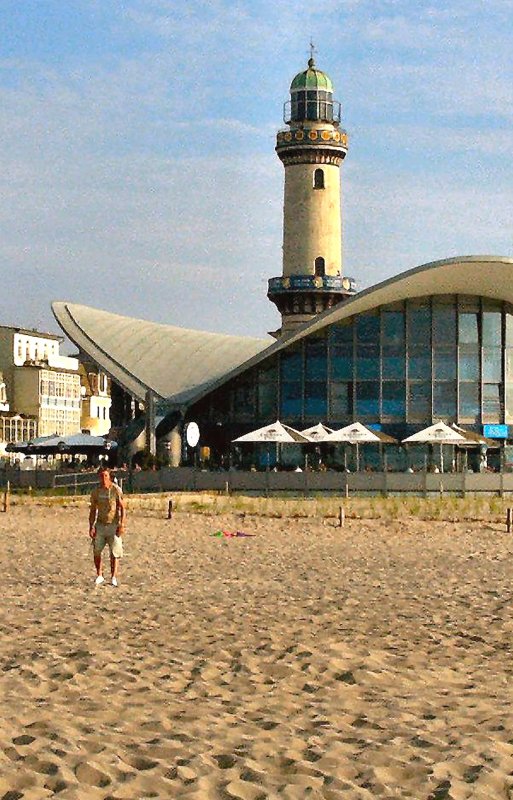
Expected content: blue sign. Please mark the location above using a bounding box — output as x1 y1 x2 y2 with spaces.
367 423 382 431
483 424 509 439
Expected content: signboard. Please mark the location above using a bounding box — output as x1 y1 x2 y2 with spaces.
185 422 200 447
483 424 509 439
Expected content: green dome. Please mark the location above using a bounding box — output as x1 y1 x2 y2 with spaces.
290 58 333 93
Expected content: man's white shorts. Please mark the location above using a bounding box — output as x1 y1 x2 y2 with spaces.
93 523 123 558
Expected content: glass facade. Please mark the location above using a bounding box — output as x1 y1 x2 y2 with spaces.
190 296 513 436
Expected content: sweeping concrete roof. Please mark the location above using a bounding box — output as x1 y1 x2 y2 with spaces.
52 256 513 409
183 255 513 404
52 302 269 405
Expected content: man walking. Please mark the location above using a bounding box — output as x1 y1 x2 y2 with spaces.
89 466 126 587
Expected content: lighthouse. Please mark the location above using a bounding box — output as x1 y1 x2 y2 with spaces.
268 54 355 336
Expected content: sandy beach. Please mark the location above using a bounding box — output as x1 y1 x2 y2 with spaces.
2 505 513 799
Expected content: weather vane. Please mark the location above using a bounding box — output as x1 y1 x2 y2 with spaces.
309 40 316 63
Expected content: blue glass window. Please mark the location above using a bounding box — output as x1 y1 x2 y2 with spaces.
280 382 302 417
356 314 380 343
233 382 256 420
258 381 277 418
409 346 432 380
382 382 406 418
305 382 327 417
356 346 380 379
330 383 353 417
407 304 431 344
355 382 379 417
482 348 502 383
382 312 405 344
459 312 479 344
434 349 457 380
330 322 353 344
382 346 405 379
459 350 479 381
331 345 353 380
305 339 327 381
433 304 456 345
459 383 479 423
408 383 431 419
433 382 457 417
482 384 501 422
482 312 502 346
280 349 302 381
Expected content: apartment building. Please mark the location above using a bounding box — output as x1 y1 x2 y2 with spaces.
0 326 81 437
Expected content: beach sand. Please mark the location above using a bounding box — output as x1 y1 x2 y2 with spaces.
1 505 513 799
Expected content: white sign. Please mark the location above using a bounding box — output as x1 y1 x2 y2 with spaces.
185 422 200 448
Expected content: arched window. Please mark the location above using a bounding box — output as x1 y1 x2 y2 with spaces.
315 257 325 277
313 168 325 189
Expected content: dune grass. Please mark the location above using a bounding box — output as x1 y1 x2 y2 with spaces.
4 488 512 523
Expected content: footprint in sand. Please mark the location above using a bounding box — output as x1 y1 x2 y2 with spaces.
213 754 238 769
74 761 111 787
125 755 159 771
24 756 59 776
43 777 68 794
11 736 35 747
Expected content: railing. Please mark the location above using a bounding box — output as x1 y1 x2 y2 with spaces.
0 469 126 493
53 473 113 495
2 468 512 497
268 275 357 293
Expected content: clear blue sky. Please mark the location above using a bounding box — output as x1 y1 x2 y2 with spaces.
2 0 513 338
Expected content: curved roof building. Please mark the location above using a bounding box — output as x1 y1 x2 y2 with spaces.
51 57 513 468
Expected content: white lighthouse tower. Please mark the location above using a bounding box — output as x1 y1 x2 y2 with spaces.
268 54 355 336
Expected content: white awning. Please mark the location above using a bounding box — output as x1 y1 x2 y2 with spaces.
300 423 334 442
233 421 310 443
325 421 382 443
402 421 467 444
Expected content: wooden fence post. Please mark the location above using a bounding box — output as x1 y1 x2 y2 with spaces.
3 481 10 513
338 506 345 528
167 499 173 520
507 507 512 533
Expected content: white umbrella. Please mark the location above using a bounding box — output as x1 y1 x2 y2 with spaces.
325 422 383 443
301 423 334 442
402 422 466 445
402 421 466 473
323 423 399 471
233 421 309 443
324 422 385 471
300 424 335 470
233 421 310 470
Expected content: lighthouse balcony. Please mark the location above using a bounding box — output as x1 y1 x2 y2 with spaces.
276 127 348 148
268 275 356 294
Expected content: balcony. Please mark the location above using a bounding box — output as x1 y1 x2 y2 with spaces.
268 275 356 294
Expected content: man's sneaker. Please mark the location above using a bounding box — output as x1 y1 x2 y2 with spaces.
111 577 118 587
95 575 105 586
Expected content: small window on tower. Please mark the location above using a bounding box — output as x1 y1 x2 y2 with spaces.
314 168 325 189
315 257 325 277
